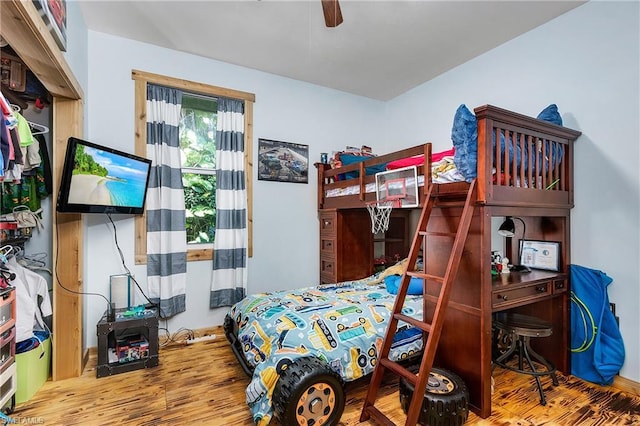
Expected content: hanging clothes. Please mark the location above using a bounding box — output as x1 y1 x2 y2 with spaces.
7 255 52 343
0 116 50 215
35 133 52 196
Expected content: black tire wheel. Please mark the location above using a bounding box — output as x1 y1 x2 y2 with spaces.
399 366 469 426
274 356 345 426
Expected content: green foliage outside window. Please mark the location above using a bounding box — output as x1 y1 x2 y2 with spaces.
180 95 217 244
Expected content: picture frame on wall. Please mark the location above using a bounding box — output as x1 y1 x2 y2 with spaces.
33 0 67 51
258 138 309 184
519 240 561 271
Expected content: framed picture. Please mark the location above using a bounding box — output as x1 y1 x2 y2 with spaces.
33 0 67 51
375 166 419 208
519 240 561 271
258 139 309 183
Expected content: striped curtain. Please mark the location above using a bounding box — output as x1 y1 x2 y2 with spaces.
146 84 187 318
210 98 247 307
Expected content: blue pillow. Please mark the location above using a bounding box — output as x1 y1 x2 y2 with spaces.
536 104 565 170
384 275 424 295
451 104 478 182
537 104 563 126
338 154 387 180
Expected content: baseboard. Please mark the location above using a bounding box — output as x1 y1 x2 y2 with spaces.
613 375 640 397
82 348 91 371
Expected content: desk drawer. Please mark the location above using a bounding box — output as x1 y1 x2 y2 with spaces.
493 282 551 310
321 258 336 277
319 213 336 236
321 237 336 258
552 279 567 294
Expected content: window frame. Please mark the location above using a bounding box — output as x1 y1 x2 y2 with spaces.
132 69 255 264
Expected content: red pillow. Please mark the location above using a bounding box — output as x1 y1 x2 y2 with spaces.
386 147 455 170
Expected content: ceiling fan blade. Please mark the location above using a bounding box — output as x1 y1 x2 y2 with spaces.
321 0 343 27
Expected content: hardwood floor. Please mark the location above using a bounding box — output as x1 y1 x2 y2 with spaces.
12 326 640 425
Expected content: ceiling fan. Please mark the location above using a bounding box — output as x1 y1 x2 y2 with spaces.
321 0 343 27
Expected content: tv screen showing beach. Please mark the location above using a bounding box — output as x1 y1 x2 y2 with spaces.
67 143 151 208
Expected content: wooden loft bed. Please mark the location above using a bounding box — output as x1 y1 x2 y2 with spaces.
315 104 582 418
316 104 582 211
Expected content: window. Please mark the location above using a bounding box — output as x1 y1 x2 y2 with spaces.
132 70 255 263
180 94 217 244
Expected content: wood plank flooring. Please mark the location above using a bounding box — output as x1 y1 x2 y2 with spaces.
12 326 640 425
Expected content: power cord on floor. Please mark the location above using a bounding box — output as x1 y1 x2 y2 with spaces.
158 327 199 347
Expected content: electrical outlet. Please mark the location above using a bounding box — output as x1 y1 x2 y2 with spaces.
610 303 620 326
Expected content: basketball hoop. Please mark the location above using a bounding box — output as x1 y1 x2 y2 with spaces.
366 200 395 234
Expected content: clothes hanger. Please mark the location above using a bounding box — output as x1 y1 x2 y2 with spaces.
28 121 49 135
0 245 13 264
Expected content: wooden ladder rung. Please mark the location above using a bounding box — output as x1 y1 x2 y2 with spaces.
432 189 471 198
407 270 444 284
393 313 432 333
379 358 417 384
421 230 457 237
363 405 396 426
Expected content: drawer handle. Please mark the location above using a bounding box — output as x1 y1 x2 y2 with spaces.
324 220 331 226
497 294 507 301
536 286 547 293
555 282 565 289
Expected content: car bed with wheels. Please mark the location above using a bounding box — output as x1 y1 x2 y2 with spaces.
224 266 427 426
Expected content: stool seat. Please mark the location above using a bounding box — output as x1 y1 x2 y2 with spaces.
492 312 559 405
493 312 554 338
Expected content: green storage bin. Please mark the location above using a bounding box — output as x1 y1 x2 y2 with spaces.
16 336 51 404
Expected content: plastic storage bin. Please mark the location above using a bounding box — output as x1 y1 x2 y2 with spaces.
16 334 50 404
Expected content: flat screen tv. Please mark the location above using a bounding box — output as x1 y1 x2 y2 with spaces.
56 137 152 214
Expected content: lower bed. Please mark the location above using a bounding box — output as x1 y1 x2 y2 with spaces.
224 269 424 425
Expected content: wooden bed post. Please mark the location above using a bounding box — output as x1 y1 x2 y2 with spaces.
315 162 329 209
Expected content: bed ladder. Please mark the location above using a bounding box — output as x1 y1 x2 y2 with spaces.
361 179 477 426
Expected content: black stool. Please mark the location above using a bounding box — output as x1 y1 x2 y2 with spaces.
492 312 559 405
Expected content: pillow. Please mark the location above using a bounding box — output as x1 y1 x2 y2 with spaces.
537 104 565 170
537 104 563 126
384 275 424 295
338 153 387 180
451 104 478 182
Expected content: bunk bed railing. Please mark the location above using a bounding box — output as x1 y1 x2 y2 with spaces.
315 144 433 209
474 105 581 208
316 105 582 211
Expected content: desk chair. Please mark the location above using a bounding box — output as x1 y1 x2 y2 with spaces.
492 312 559 405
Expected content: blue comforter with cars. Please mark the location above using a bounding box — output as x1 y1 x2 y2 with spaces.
227 277 424 425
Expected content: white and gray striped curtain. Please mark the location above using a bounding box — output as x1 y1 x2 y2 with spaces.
210 98 247 307
146 84 187 318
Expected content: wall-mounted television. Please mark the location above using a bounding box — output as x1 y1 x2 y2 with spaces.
56 137 152 215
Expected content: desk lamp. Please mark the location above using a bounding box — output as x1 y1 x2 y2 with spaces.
498 217 531 272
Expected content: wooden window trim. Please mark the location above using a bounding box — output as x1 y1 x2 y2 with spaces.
133 70 254 264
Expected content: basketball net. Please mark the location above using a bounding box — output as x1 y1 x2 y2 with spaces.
366 200 395 234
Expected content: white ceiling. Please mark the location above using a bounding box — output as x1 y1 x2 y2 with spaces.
78 0 586 101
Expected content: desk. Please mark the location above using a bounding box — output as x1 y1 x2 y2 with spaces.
430 269 569 419
424 209 570 419
493 270 568 311
96 307 159 378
